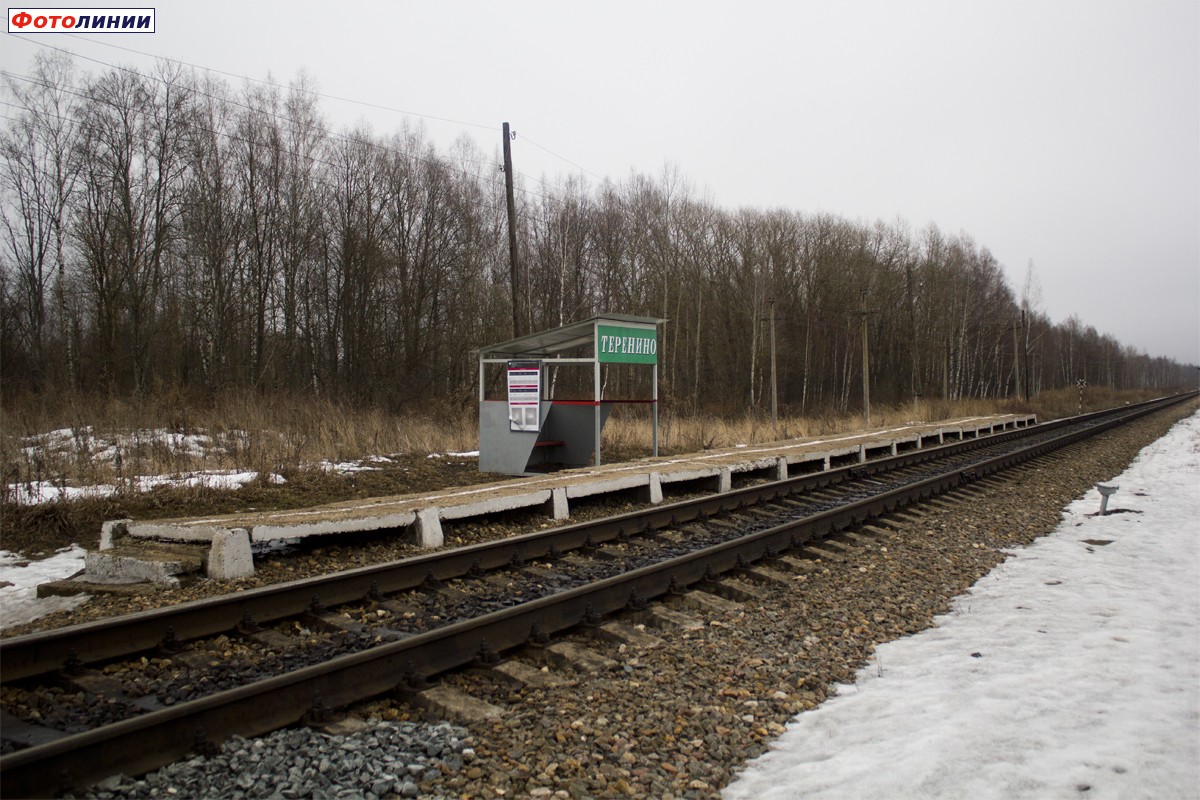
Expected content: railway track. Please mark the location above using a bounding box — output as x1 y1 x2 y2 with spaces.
1 393 1193 797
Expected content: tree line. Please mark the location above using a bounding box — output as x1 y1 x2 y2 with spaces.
2 54 1193 416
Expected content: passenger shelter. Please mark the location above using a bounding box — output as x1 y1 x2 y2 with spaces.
476 314 665 475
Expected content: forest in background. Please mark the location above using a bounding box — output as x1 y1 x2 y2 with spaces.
3 54 1195 420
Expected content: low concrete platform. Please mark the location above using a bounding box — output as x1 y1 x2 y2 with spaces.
103 414 1033 578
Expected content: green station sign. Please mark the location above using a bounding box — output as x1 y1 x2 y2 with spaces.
597 324 658 364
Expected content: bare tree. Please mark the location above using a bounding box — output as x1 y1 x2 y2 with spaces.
0 53 81 388
75 62 190 392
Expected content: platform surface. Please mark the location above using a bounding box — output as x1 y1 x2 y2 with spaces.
123 414 1034 544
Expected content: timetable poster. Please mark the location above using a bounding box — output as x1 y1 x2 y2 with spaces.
507 360 541 432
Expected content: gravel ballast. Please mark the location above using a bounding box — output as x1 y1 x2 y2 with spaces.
70 720 472 799
44 401 1200 798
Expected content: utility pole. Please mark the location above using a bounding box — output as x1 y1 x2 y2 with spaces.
769 297 778 434
1009 317 1023 400
502 122 521 338
1021 309 1031 401
943 337 950 401
860 290 871 427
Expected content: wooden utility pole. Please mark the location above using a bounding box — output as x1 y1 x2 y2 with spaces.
1022 309 1031 401
1009 317 1023 400
860 290 871 427
769 297 778 433
943 338 951 401
503 122 521 338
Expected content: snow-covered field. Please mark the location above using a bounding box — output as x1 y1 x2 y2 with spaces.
724 410 1200 799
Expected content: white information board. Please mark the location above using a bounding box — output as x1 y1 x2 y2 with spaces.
507 360 541 432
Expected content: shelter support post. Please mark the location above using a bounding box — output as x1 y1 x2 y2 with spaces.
653 363 659 457
593 359 602 466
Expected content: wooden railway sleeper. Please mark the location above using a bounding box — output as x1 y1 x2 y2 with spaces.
702 576 769 603
240 627 295 651
815 538 857 555
737 564 794 588
630 604 704 632
771 554 824 574
772 497 810 511
802 543 848 562
673 587 743 614
485 657 569 689
588 620 663 649
0 710 71 750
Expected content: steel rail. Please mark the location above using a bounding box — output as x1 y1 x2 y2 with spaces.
1 393 1193 797
0 394 1190 685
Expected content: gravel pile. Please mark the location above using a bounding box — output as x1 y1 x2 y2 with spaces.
69 720 471 799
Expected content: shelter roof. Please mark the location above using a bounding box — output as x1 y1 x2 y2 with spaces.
476 314 665 360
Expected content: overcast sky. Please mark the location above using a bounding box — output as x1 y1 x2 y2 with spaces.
4 0 1198 365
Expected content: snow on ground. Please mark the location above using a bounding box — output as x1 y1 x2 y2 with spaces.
723 410 1200 800
316 453 405 472
6 470 286 505
5 426 486 506
20 426 223 463
6 425 289 505
0 545 89 630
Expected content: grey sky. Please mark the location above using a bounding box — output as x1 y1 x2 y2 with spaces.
4 0 1198 364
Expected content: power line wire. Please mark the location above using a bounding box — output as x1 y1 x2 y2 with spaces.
7 32 608 200
1 72 589 220
12 32 498 133
517 132 605 182
66 32 609 184
1 68 561 207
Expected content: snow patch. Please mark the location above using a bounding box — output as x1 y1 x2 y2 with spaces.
0 545 89 629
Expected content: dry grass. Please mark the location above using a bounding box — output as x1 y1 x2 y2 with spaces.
0 386 1186 556
0 389 479 491
610 398 982 459
0 386 1179 491
599 388 1178 460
